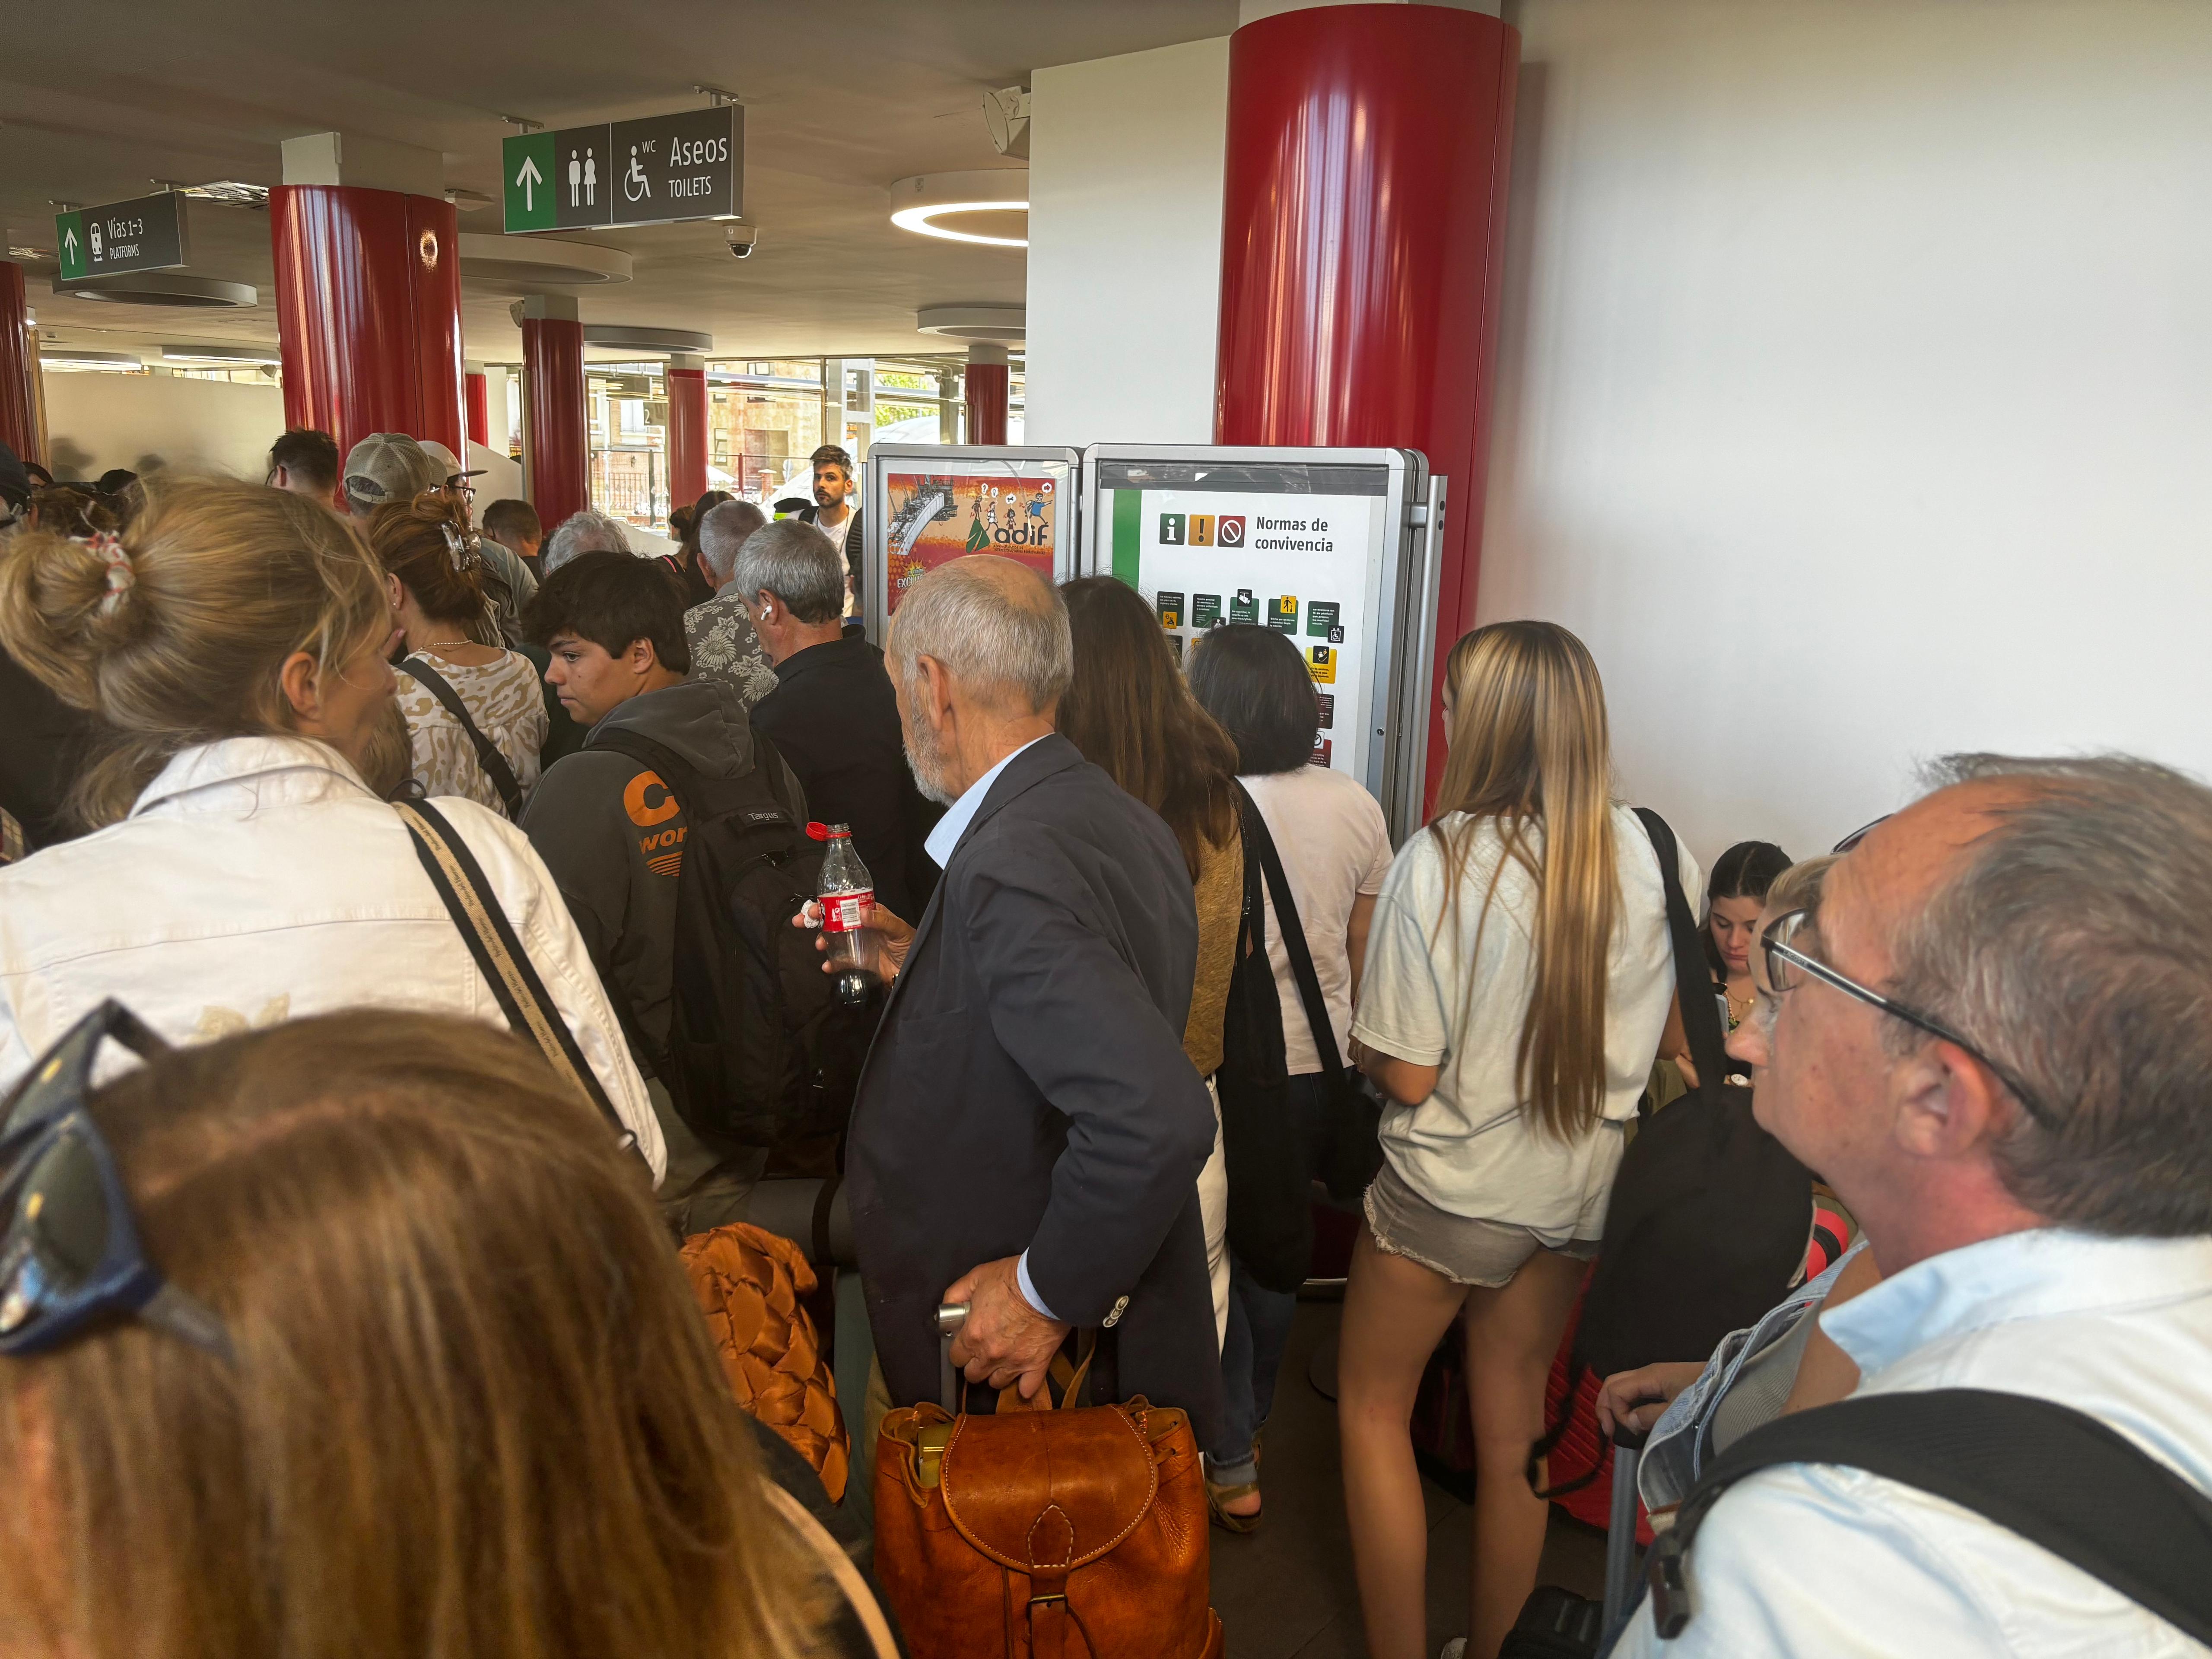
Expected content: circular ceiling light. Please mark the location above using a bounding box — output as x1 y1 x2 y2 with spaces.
39 349 144 371
50 273 257 308
457 233 632 289
582 324 714 356
160 343 282 365
916 304 1027 344
888 171 1028 248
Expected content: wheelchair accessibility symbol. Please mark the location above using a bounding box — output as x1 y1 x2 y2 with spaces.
624 146 652 204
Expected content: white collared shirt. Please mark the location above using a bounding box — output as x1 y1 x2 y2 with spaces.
1612 1227 2212 1657
0 735 664 1180
923 737 1046 868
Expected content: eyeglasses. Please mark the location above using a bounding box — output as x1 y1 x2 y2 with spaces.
1760 909 2056 1129
0 1002 234 1361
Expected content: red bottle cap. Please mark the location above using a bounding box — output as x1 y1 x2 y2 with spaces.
806 822 830 841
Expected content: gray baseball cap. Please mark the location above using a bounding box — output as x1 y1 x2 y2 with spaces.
342 433 442 510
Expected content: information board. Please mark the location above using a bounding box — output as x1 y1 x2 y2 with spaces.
864 446 1081 641
1084 448 1437 839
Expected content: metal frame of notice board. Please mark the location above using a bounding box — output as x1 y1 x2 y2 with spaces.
862 445 1083 644
1080 445 1445 845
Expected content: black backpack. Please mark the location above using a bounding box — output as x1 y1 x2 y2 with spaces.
588 726 875 1150
1532 808 1813 1492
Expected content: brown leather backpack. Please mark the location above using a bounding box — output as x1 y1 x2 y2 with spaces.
874 1353 1222 1659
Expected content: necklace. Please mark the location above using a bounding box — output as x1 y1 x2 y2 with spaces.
419 639 478 653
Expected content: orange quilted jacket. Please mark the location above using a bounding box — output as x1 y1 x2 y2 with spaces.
681 1222 850 1503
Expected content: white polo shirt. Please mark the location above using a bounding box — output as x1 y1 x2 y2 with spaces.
1611 1228 2212 1657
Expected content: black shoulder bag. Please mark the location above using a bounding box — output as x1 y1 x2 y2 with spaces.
1646 1388 2212 1644
394 798 645 1167
1218 782 1384 1294
399 654 527 819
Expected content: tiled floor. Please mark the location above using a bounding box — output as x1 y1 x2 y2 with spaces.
1209 1299 1608 1659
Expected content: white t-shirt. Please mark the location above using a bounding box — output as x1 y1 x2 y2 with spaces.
1351 804 1701 1238
1243 766 1394 1075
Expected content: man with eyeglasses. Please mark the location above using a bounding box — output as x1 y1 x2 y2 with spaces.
1611 755 2212 1656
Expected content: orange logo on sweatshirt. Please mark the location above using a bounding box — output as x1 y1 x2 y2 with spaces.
624 769 680 827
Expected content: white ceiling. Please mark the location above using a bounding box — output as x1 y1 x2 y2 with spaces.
3 0 1236 364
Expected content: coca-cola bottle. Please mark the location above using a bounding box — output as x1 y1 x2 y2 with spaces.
809 822 879 1006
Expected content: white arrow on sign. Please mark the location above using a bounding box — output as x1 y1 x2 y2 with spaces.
62 226 79 261
515 154 543 212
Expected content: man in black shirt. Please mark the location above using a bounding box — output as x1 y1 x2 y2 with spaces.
729 519 937 919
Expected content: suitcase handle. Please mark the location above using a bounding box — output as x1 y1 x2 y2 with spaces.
938 1302 969 1412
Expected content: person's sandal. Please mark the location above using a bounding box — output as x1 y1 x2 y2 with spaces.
1206 1475 1263 1534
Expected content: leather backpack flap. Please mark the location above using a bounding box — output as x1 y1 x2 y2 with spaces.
938 1405 1160 1574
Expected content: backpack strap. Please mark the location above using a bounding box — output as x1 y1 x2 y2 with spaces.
395 799 644 1166
1632 807 1727 1092
399 655 526 819
1648 1388 2212 1644
1239 781 1348 1077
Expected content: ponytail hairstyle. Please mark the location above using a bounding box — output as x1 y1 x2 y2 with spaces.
1430 621 1618 1141
365 496 502 643
0 475 391 829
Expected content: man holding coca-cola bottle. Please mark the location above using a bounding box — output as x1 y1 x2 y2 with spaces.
811 556 1223 1447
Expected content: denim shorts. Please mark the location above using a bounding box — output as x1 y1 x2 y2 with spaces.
1362 1160 1600 1288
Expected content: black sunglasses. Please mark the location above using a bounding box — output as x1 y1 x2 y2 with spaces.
0 1002 233 1362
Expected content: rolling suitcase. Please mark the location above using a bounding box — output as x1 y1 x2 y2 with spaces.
1496 1422 1648 1659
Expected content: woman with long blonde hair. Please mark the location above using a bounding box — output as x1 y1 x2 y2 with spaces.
1338 621 1700 1659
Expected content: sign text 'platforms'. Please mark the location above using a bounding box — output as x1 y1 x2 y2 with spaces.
54 192 188 281
505 106 744 234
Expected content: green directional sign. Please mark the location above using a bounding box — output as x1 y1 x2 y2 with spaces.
503 130 557 232
54 210 88 281
503 107 743 235
54 194 186 281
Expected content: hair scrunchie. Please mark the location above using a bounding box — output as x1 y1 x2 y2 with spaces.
78 530 135 618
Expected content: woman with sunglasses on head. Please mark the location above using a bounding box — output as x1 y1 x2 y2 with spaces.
0 477 662 1178
1340 621 1703 1659
0 1005 897 1659
367 497 548 818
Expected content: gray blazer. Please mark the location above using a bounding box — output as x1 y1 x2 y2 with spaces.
845 734 1223 1441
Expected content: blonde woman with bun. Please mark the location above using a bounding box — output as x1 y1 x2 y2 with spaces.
0 476 662 1179
1338 621 1701 1659
0 1007 894 1659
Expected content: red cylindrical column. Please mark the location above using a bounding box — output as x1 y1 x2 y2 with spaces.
965 348 1009 446
666 359 709 511
270 186 465 461
464 370 489 448
523 316 589 531
1215 4 1519 804
0 261 42 468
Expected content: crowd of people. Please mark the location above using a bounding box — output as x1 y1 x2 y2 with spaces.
0 426 2208 1659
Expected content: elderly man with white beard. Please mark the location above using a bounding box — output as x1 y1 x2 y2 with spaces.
827 555 1224 1443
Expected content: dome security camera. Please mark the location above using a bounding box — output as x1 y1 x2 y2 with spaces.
725 221 759 259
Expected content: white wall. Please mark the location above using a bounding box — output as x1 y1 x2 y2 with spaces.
1025 37 1230 448
42 373 286 482
1480 0 2212 863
